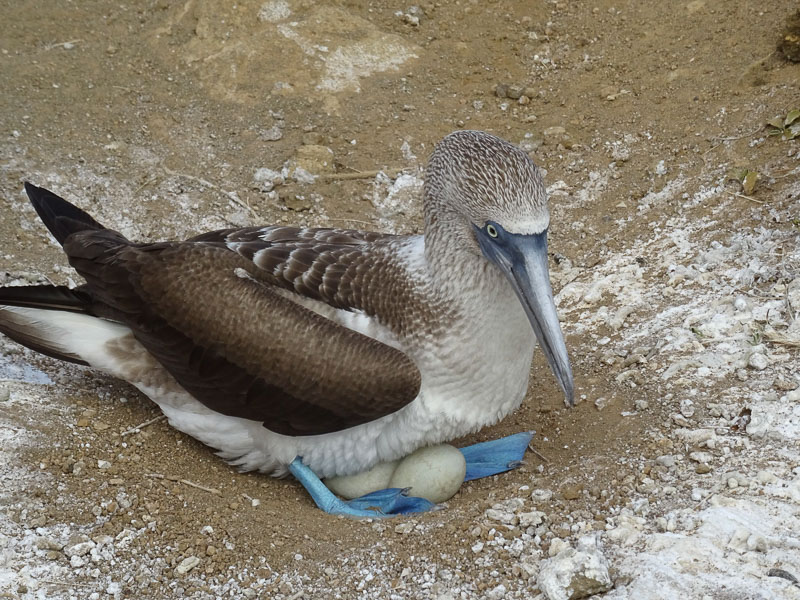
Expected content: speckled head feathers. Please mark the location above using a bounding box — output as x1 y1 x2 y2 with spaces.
424 130 549 235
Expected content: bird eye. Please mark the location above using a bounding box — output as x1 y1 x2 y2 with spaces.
486 224 498 238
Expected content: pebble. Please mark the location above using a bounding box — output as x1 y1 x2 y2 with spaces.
680 399 695 418
538 536 613 600
747 352 769 370
773 376 797 391
689 451 712 463
175 556 201 575
494 84 509 98
519 511 546 528
0 387 9 402
542 126 567 146
745 406 773 438
548 538 570 557
531 488 554 502
64 540 95 558
259 125 283 141
599 85 617 99
755 470 778 484
394 522 414 535
656 455 676 468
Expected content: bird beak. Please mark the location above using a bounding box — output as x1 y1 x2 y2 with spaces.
476 227 574 406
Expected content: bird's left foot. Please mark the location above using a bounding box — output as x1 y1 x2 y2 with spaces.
288 458 435 518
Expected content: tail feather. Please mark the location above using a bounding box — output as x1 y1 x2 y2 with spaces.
0 285 91 313
24 182 106 246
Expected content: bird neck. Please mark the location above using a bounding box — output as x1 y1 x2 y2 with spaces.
422 207 501 301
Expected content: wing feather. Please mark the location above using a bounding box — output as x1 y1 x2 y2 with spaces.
63 232 421 436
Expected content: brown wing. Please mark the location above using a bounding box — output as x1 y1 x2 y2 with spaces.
188 225 413 320
63 229 421 436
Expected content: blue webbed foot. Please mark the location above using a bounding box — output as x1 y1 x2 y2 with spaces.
460 431 535 481
288 458 434 518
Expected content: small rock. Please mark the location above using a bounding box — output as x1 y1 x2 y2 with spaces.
70 554 87 568
290 144 334 178
680 399 695 418
519 511 546 528
774 376 798 391
282 195 312 212
599 85 617 99
97 460 112 469
494 83 509 98
37 537 63 551
64 540 95 558
543 126 567 146
779 11 800 62
259 125 283 141
394 522 414 535
746 406 773 438
175 556 200 575
655 455 676 468
485 508 519 526
755 470 778 484
538 536 613 600
748 352 769 370
0 387 9 402
689 451 712 463
506 86 524 100
695 464 712 474
549 538 570 557
561 484 582 500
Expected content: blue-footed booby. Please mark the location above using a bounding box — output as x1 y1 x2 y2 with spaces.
0 130 573 516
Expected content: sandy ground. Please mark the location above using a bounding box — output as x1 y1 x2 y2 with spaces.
1 1 799 599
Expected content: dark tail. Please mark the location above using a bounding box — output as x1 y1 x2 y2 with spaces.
0 284 91 313
24 182 106 246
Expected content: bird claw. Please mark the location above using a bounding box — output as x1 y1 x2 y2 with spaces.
291 431 536 517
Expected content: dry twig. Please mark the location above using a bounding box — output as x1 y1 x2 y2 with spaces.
121 414 166 437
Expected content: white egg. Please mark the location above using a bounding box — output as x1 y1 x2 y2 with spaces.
325 459 399 500
388 444 466 503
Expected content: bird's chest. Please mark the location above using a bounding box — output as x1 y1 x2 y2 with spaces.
410 284 537 429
